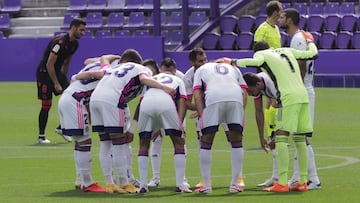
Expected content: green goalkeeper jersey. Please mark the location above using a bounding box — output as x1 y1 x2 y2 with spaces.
236 42 318 107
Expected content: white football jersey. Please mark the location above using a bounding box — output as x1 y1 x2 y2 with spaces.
64 60 104 104
290 30 314 88
254 72 277 101
193 62 247 106
90 62 152 106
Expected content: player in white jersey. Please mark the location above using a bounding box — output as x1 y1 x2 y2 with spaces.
193 62 248 193
278 8 321 190
184 48 246 188
146 60 190 188
58 54 120 193
88 49 175 193
136 57 191 193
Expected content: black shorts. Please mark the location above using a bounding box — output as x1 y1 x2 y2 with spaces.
36 70 69 100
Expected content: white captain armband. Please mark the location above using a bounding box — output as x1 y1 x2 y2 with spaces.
127 120 138 134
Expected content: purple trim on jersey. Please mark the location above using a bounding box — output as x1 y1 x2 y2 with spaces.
200 141 213 150
111 136 128 145
230 141 243 148
201 125 219 135
305 132 313 138
227 123 244 133
118 76 143 107
74 145 91 152
138 150 149 156
99 133 111 141
193 85 203 91
72 89 94 104
139 131 152 139
240 84 248 89
164 129 183 137
186 94 193 99
92 125 104 132
180 95 187 99
174 148 185 155
100 63 110 69
104 126 124 134
63 129 83 136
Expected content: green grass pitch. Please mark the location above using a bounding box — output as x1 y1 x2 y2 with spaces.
0 82 359 203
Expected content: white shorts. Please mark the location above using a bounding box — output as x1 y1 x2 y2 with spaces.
58 93 91 137
198 101 244 135
90 100 126 133
138 96 183 138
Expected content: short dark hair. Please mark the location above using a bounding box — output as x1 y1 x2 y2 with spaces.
266 1 282 17
283 8 300 26
120 49 143 64
70 18 86 28
243 72 261 87
160 57 176 68
253 41 270 52
143 58 159 74
189 47 205 62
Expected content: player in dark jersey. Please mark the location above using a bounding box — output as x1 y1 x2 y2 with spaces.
36 18 86 144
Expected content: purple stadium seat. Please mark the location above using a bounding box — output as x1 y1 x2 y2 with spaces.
341 14 357 32
352 31 360 49
259 4 267 16
103 12 124 29
219 0 233 9
95 29 112 38
87 0 106 12
307 14 325 33
114 30 131 37
324 2 339 15
83 30 93 38
337 31 352 49
143 0 154 9
125 0 143 10
325 14 341 32
339 2 355 15
236 32 254 50
308 3 324 15
188 0 198 8
254 15 267 30
280 31 289 47
237 15 255 33
220 32 237 50
202 32 220 50
161 0 181 10
85 12 103 30
123 12 145 29
293 2 308 15
165 11 182 28
309 31 321 46
161 30 170 44
67 0 87 12
148 12 167 27
53 31 67 37
320 31 337 49
166 30 183 45
220 15 238 33
105 0 126 12
134 30 150 37
189 11 207 27
1 0 21 14
282 3 291 10
299 15 307 30
61 13 80 30
0 13 10 31
197 0 211 9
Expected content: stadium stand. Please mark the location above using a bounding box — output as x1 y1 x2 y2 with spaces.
0 13 10 32
67 0 87 13
202 32 220 50
220 15 238 33
103 12 124 30
87 0 107 12
1 0 22 14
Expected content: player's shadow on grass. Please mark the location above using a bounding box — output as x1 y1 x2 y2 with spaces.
186 186 305 197
48 186 185 199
